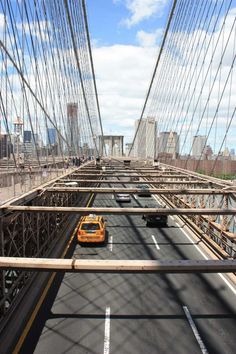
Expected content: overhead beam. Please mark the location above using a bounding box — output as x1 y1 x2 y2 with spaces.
0 257 235 273
70 174 194 178
56 179 208 185
3 205 236 215
80 170 175 174
45 187 234 195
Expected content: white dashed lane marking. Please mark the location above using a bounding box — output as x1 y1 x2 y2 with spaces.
108 235 113 252
183 306 208 354
152 235 160 250
104 306 111 354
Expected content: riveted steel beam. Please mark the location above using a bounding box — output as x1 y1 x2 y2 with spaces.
56 179 208 185
71 173 190 178
2 205 236 215
45 187 234 195
0 257 235 273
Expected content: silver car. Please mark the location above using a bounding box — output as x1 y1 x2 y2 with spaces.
115 193 131 202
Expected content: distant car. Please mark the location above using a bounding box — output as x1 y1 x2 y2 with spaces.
77 214 106 243
65 182 78 186
115 193 131 202
137 184 151 197
142 203 168 226
130 175 139 181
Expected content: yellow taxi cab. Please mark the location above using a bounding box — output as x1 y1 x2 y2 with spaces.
77 214 106 243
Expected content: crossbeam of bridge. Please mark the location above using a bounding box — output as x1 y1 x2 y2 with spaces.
3 205 236 215
55 179 209 185
45 187 235 195
0 257 235 273
70 173 192 178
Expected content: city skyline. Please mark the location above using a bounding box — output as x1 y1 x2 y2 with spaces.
0 1 235 160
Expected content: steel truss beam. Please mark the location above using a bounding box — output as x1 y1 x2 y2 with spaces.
45 187 235 195
55 180 209 185
78 169 176 172
0 257 235 273
3 206 236 215
70 174 191 178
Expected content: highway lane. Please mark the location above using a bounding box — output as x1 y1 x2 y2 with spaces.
21 180 236 354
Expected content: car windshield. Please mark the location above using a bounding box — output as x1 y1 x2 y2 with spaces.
138 184 149 189
81 223 100 230
117 194 129 197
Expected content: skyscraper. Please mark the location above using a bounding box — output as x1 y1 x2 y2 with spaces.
134 117 156 159
157 131 179 157
23 130 33 157
67 103 79 155
47 128 57 145
192 135 207 159
23 130 32 143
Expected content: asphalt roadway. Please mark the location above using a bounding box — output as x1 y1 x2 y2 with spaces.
21 178 236 354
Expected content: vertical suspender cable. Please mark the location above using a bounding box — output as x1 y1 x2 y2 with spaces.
63 0 99 157
128 0 178 157
81 0 106 156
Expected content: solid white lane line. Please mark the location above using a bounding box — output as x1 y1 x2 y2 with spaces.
180 224 236 295
180 227 208 260
104 306 111 354
152 235 160 250
154 193 236 294
218 273 236 295
183 306 208 354
109 236 113 252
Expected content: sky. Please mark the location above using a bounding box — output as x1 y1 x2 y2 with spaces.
0 0 172 147
85 0 172 142
1 0 234 155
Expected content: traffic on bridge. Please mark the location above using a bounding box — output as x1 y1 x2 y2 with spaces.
0 0 235 353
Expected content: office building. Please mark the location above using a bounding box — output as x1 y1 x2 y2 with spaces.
192 135 207 159
0 134 12 159
23 130 32 143
134 117 156 159
67 103 79 155
157 131 179 157
47 128 57 145
23 131 33 157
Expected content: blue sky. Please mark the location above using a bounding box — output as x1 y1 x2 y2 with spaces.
86 0 172 46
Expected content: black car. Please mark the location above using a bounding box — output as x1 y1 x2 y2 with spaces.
137 184 151 197
142 203 168 226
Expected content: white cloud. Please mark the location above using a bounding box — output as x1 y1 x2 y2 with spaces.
136 29 163 46
142 7 236 154
17 20 51 42
93 44 158 138
120 0 168 27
